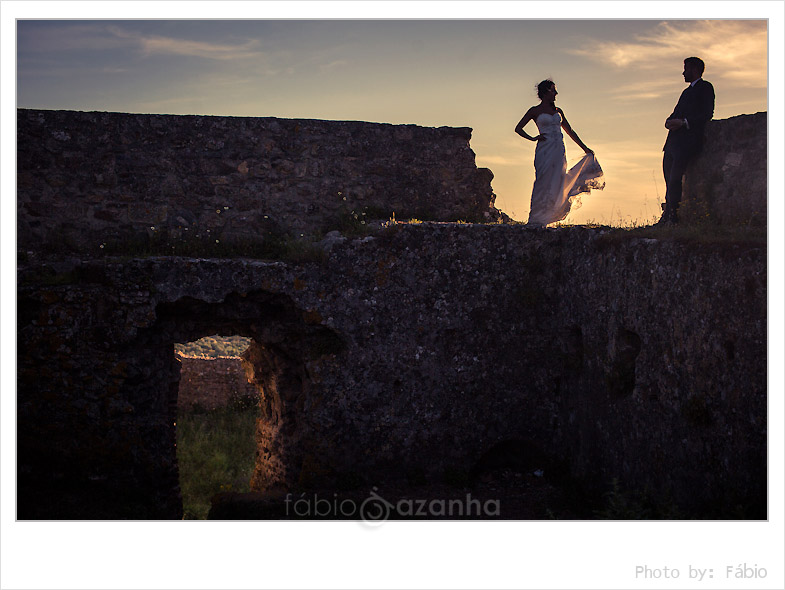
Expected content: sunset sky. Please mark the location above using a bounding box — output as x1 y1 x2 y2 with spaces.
13 17 769 224
3 2 784 590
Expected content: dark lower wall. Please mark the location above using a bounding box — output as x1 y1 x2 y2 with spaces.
17 225 766 519
17 109 499 256
556 231 766 514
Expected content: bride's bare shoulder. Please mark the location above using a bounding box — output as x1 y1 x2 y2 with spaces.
526 105 548 120
518 105 542 126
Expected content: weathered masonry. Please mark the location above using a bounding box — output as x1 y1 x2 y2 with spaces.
176 354 257 412
17 108 501 256
17 110 767 519
17 226 766 518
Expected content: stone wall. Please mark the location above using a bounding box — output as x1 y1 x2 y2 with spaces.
681 112 767 226
17 225 766 519
15 108 767 520
176 354 257 411
17 109 500 255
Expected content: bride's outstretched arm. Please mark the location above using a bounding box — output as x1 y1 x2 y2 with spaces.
558 109 593 153
515 108 544 142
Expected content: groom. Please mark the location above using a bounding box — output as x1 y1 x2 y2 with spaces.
659 57 715 225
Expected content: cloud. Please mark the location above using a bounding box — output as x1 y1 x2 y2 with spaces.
19 22 267 62
17 23 131 53
476 154 520 167
569 20 767 87
107 26 263 61
319 60 348 72
607 77 680 102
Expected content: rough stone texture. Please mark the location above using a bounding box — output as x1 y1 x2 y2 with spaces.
175 354 257 411
16 108 767 520
17 225 766 519
17 109 500 254
681 112 767 226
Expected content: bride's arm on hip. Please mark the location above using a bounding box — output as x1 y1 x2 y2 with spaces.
558 108 593 154
515 107 544 142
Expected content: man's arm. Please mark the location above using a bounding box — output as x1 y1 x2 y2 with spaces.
665 88 689 129
667 83 714 131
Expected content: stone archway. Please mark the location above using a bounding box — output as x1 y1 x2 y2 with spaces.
148 290 344 515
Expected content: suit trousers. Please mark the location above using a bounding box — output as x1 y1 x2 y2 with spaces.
662 148 692 211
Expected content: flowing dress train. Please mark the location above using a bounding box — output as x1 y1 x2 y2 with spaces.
527 112 605 226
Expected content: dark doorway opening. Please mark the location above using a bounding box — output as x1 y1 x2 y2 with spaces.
174 335 258 519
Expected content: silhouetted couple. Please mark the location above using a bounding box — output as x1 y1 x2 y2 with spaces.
515 57 714 227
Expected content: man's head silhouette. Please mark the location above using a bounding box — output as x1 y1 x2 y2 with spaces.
682 57 705 83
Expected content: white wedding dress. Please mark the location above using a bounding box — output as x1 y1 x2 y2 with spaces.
527 111 605 226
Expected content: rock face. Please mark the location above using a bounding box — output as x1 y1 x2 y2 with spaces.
17 225 766 519
16 108 767 520
16 109 500 255
681 112 767 226
176 354 257 411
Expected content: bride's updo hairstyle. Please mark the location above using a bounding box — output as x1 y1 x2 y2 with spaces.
536 79 555 99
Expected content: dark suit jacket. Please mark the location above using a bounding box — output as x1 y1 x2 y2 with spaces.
663 78 715 156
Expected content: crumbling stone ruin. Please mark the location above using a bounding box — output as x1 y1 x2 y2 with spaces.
17 108 502 255
680 112 766 226
176 354 257 412
17 109 767 519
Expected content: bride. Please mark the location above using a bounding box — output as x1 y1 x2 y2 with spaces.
515 79 605 227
